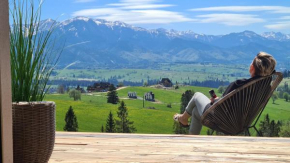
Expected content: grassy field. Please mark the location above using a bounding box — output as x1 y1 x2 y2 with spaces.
45 85 290 135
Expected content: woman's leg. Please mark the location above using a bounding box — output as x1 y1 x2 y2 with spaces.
186 92 211 135
189 107 202 135
175 92 210 128
186 92 211 116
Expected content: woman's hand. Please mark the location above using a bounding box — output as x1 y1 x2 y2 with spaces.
210 96 219 105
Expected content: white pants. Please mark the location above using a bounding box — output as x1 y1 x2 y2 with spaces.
185 92 211 135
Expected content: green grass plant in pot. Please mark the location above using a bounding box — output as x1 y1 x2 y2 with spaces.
10 0 61 162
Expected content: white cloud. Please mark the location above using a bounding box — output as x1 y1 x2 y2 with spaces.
109 4 174 9
74 0 95 3
73 8 194 24
196 14 264 26
190 6 290 28
72 8 123 17
120 0 160 4
72 0 193 24
190 6 290 13
271 7 290 14
109 0 174 9
265 21 290 30
280 16 290 20
103 10 194 24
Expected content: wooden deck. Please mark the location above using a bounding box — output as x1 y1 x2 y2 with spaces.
49 132 290 162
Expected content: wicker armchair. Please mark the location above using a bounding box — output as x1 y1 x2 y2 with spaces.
201 72 283 135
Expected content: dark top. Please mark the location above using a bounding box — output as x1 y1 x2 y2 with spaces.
203 75 261 114
222 76 261 97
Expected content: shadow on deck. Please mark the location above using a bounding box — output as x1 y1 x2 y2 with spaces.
49 132 290 162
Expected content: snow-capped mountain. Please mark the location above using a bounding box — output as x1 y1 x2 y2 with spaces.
35 17 290 68
38 19 58 31
210 30 269 48
261 32 290 41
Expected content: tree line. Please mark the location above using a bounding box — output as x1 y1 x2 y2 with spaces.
283 69 290 78
51 78 230 94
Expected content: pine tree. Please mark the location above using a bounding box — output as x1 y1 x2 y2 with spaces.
284 82 289 92
258 114 281 137
180 90 195 113
101 125 104 132
283 92 289 101
115 101 136 133
173 90 195 134
107 84 119 104
280 120 290 137
63 106 78 131
105 111 116 133
258 114 270 136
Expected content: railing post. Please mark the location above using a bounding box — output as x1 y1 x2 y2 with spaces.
0 0 13 162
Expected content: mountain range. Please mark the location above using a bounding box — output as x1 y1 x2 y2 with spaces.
39 17 290 68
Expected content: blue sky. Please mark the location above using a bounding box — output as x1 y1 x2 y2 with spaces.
40 0 290 35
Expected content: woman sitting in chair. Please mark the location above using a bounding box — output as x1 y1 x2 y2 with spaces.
174 52 276 135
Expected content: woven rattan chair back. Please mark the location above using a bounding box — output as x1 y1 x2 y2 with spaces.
201 72 283 135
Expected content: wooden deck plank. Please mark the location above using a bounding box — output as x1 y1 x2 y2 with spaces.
49 132 290 163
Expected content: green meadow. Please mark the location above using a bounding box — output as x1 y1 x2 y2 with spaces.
45 85 290 135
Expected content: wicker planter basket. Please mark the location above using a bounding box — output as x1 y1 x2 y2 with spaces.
12 101 55 163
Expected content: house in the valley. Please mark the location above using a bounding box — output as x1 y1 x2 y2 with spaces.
87 82 111 92
144 92 155 101
128 92 137 99
160 78 173 87
76 85 86 93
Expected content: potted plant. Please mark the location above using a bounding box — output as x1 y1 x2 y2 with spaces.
10 0 60 162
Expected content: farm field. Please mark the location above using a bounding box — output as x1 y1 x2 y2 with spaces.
45 85 290 135
52 63 250 83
